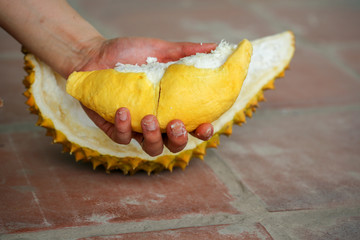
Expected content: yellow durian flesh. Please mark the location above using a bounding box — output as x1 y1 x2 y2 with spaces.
158 39 252 131
67 69 158 133
23 31 295 174
66 39 252 133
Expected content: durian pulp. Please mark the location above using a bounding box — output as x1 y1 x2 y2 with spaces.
26 31 295 166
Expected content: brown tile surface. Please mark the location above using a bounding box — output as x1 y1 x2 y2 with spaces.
73 0 273 42
337 47 360 76
218 107 360 211
0 59 34 124
263 45 360 109
260 2 360 44
0 28 22 53
0 131 238 234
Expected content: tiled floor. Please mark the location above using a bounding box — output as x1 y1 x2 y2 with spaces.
1 0 359 239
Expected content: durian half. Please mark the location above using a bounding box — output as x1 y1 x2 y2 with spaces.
66 39 252 133
23 31 295 174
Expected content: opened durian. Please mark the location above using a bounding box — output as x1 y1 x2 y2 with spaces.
23 31 295 174
67 39 252 132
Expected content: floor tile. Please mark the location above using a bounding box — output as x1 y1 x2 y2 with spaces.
263 45 360 109
0 59 33 124
0 131 239 234
337 47 360 76
217 107 360 211
77 223 272 240
72 0 273 42
295 215 360 240
0 28 22 53
264 3 360 44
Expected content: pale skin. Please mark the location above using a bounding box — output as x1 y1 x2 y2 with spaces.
0 0 216 156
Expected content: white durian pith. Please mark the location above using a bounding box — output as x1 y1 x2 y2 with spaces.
23 31 295 174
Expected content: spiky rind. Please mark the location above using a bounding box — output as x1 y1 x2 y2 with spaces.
23 54 288 175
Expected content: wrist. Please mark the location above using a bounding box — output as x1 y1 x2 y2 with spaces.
61 35 106 78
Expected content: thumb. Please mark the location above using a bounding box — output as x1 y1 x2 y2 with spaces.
178 42 217 58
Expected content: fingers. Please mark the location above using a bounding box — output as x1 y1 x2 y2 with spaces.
159 42 217 63
164 120 188 153
84 104 212 157
192 123 214 141
179 42 217 58
141 115 164 157
113 107 132 144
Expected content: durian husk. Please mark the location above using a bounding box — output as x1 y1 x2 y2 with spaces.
23 31 295 175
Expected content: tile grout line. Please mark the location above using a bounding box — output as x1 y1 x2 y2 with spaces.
0 213 246 240
205 149 293 240
205 148 360 239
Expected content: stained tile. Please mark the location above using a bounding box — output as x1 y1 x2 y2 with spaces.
0 130 238 233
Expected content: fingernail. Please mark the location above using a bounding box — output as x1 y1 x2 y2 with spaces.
170 122 186 138
204 127 213 140
143 118 156 131
118 109 127 121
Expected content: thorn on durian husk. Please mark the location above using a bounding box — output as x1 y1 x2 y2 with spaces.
263 79 275 90
53 130 67 143
207 134 220 148
156 155 175 169
277 71 285 77
74 150 86 162
70 143 80 154
174 159 187 170
245 108 253 118
258 93 266 102
234 111 246 125
220 121 233 136
91 159 103 170
176 150 193 165
193 142 207 160
25 95 35 107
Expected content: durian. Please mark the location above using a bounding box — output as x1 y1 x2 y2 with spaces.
67 39 253 132
23 31 295 174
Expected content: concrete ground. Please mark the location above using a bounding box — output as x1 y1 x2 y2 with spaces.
1 0 360 239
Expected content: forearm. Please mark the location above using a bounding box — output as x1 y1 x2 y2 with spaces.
0 0 104 77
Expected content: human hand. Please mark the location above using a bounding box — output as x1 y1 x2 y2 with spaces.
72 37 217 156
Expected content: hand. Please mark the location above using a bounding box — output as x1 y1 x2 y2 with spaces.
75 37 217 156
